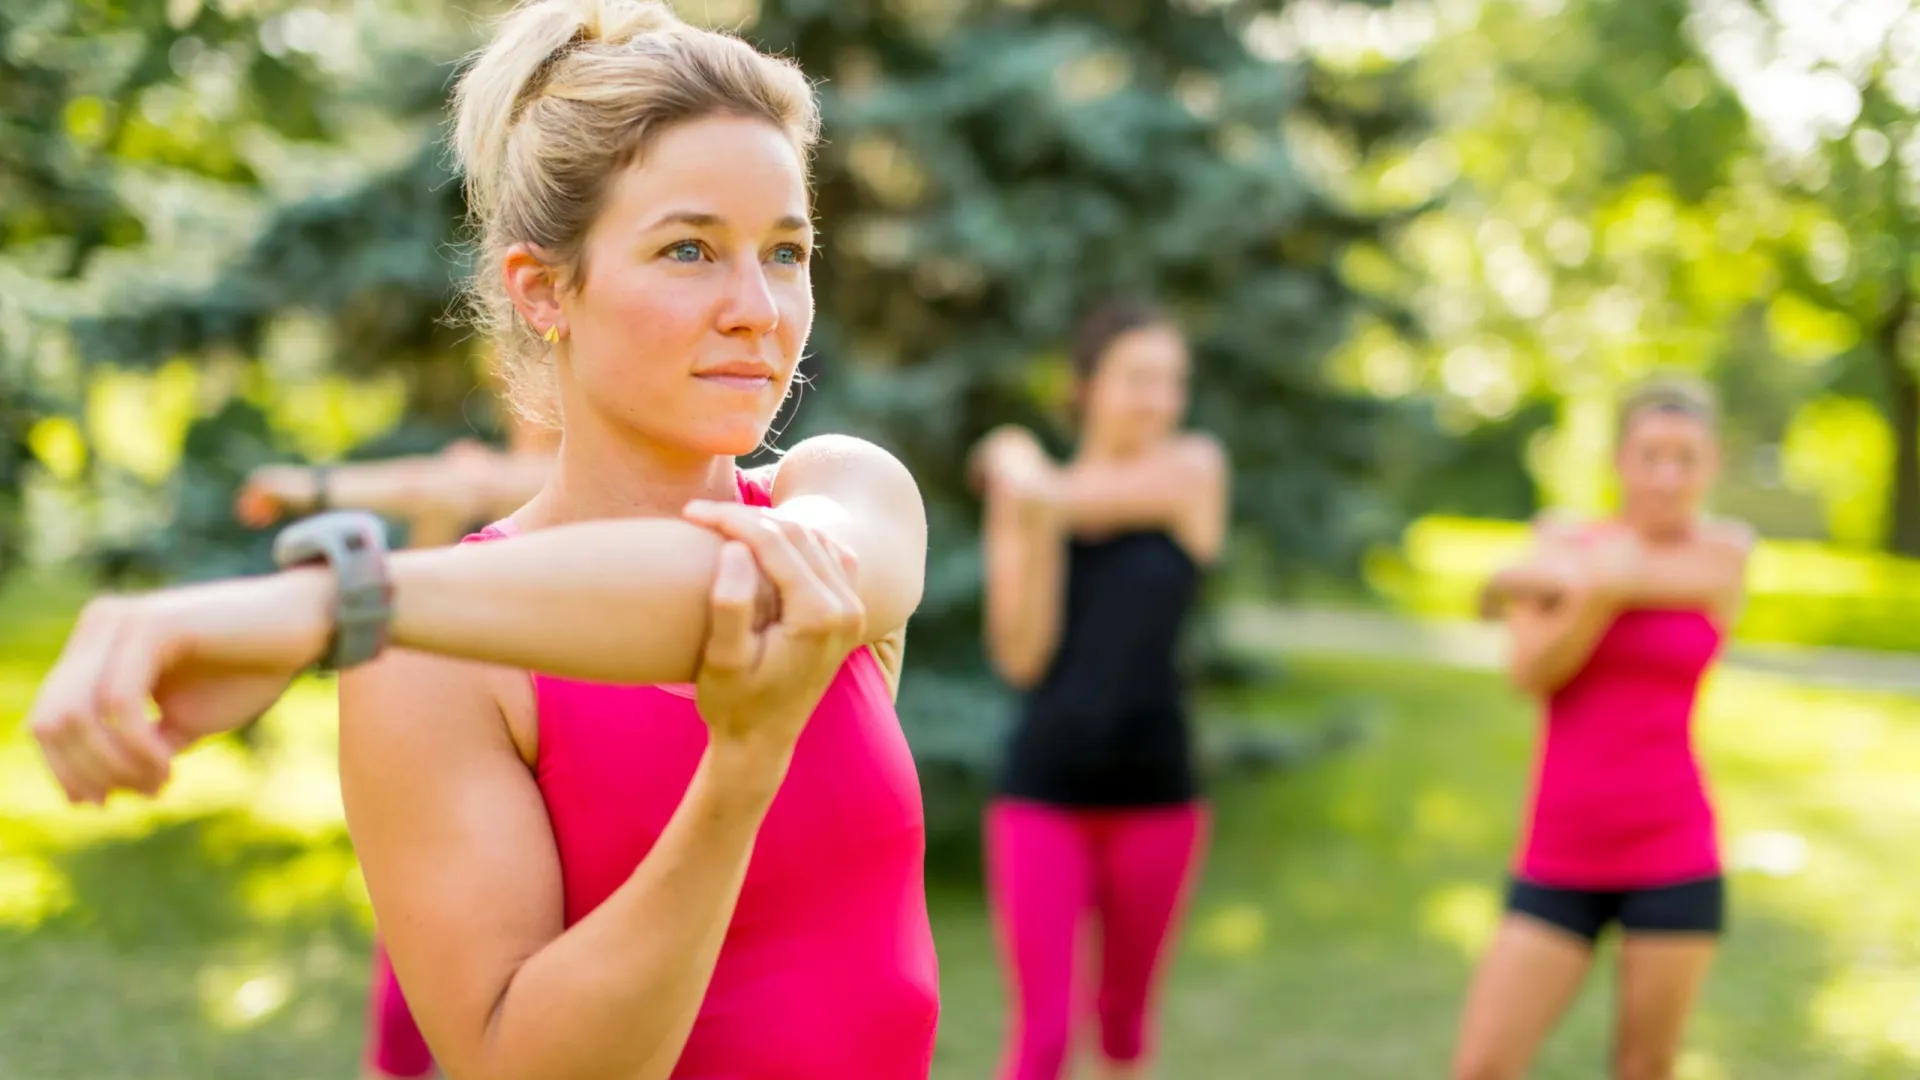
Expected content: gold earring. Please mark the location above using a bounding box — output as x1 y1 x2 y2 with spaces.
543 326 560 345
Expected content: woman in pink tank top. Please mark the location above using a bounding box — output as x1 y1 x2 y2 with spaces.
24 3 942 1078
1451 376 1753 1080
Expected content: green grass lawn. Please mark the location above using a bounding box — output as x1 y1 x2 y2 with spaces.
4 576 1920 1079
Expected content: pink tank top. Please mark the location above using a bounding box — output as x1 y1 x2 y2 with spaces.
1518 607 1725 890
465 471 940 1079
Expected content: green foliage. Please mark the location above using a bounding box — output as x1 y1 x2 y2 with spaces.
745 0 1429 753
2 0 1428 773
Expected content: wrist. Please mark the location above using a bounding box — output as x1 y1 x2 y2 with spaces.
305 465 330 513
704 733 798 809
165 568 335 672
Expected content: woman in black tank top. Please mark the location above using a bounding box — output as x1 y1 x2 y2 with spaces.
971 300 1229 1080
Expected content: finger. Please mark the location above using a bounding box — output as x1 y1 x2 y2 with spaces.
38 742 93 806
827 535 859 582
702 514 829 615
681 500 765 532
702 542 762 674
789 525 860 608
235 487 283 528
47 714 124 805
776 522 863 639
28 696 98 804
94 630 171 795
27 599 129 804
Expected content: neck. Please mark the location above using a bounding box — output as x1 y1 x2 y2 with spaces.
1074 425 1154 465
1618 506 1697 545
518 409 741 530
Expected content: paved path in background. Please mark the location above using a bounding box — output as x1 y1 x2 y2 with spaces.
1224 605 1920 696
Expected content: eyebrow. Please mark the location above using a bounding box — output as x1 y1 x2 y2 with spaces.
643 211 811 234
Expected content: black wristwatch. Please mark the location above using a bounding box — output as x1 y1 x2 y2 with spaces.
272 510 394 670
309 464 332 514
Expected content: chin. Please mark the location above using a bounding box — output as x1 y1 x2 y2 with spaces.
674 419 775 458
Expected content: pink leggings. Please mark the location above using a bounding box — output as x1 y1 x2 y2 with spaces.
986 799 1209 1080
365 939 435 1079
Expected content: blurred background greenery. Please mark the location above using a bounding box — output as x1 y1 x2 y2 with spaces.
5 0 1920 1076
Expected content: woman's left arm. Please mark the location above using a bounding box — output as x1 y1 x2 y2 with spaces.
1052 434 1229 563
1587 520 1755 621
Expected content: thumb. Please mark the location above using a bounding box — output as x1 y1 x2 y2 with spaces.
703 541 761 673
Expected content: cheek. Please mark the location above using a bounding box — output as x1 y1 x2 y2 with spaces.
776 278 812 360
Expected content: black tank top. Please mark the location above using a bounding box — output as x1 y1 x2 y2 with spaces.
994 530 1203 807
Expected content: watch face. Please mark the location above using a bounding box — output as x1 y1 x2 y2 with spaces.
271 511 393 669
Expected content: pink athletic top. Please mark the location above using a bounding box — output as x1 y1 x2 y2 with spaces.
1517 606 1726 890
465 471 940 1079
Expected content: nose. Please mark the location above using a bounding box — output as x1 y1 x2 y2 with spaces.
718 258 779 338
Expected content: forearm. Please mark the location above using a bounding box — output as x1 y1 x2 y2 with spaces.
185 519 728 685
1612 547 1744 611
983 497 1065 689
388 518 728 684
1053 464 1179 535
321 456 454 517
1481 561 1563 619
473 742 785 1080
1512 596 1616 695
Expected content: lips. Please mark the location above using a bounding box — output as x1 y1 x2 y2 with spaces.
694 362 776 391
698 374 774 391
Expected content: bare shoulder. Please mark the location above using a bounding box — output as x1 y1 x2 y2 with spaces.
1168 431 1227 478
772 434 920 499
1698 517 1757 580
1701 515 1757 554
768 430 925 518
1529 509 1590 544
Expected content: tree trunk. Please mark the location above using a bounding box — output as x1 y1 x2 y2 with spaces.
1880 284 1920 555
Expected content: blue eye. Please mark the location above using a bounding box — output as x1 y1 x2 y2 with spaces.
665 241 704 263
770 244 808 266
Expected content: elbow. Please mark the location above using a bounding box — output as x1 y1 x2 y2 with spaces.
1507 659 1564 698
986 634 1049 690
998 667 1044 692
990 651 1046 691
1508 669 1549 697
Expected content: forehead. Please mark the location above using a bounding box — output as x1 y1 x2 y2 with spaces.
602 114 810 229
1622 408 1713 447
1098 325 1188 373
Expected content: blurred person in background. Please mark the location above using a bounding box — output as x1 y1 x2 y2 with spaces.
236 400 559 551
238 375 561 1080
969 300 1228 1080
1454 376 1753 1080
27 1 944 1077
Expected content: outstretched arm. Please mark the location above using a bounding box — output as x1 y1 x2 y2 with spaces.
236 445 555 537
1049 434 1229 563
1482 518 1753 622
28 436 927 804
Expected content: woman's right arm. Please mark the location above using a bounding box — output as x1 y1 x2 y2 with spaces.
977 435 1067 690
342 528 861 1080
340 654 779 1080
1504 555 1616 697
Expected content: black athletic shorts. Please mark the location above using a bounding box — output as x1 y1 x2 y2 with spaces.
1506 875 1725 944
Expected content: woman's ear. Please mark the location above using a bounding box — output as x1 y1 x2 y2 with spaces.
503 243 566 339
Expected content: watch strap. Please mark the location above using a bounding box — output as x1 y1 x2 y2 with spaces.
271 510 394 670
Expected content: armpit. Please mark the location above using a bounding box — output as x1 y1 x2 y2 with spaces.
868 627 907 703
